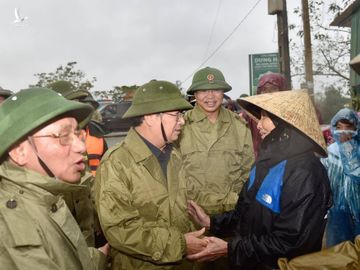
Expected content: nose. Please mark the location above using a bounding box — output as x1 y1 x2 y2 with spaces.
257 119 262 131
178 116 185 126
72 132 87 154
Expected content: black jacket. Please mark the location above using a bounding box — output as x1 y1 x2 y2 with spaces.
210 124 332 270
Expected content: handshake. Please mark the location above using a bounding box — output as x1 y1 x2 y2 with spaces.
184 200 228 262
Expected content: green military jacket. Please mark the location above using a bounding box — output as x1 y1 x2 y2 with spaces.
0 161 106 270
178 105 254 214
278 236 360 270
95 128 194 270
62 172 96 247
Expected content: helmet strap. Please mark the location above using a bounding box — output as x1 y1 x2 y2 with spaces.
27 137 55 178
160 122 168 144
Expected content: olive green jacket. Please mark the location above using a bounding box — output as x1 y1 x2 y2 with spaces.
178 105 254 214
0 161 106 270
278 236 360 270
95 128 194 270
63 171 95 247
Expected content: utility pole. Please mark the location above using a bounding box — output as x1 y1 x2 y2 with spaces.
268 0 292 89
301 0 314 101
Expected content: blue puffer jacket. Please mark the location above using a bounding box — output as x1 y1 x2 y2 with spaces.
210 124 332 270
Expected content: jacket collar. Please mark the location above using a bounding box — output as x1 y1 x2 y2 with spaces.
0 161 87 201
124 128 155 163
189 104 231 124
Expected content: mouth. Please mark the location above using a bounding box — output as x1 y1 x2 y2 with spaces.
74 158 85 171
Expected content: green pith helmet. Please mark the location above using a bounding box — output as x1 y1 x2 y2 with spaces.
0 87 93 159
0 86 13 99
49 80 89 100
79 91 100 109
187 66 232 95
122 80 192 118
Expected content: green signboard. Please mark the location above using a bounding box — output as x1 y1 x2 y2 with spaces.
249 53 279 95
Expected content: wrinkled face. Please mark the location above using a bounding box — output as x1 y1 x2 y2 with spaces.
194 89 224 114
259 83 281 94
257 110 276 139
335 120 356 143
27 117 86 183
159 111 185 142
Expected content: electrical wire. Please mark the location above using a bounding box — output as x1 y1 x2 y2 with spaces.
202 0 223 62
182 0 263 85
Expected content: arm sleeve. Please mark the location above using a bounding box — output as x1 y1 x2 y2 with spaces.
228 167 329 268
95 157 186 265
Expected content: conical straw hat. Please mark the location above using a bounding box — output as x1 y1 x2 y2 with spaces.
237 89 327 157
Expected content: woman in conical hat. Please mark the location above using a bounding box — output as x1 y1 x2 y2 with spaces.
186 90 332 270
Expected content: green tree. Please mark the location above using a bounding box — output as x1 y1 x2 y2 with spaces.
316 85 351 123
94 85 138 103
31 61 97 91
290 0 352 94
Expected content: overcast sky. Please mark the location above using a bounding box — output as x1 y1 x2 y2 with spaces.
1 1 303 99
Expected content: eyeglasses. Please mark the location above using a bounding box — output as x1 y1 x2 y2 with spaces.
32 127 86 146
162 111 185 121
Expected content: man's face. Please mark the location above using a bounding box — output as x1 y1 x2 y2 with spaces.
26 117 86 183
194 89 224 114
159 111 185 143
336 120 356 143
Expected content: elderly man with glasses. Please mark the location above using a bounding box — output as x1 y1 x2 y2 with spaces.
0 87 108 269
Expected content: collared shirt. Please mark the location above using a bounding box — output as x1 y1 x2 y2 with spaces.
139 134 173 179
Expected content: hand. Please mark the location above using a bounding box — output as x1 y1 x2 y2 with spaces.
187 236 228 262
98 243 110 256
184 227 208 255
187 200 210 230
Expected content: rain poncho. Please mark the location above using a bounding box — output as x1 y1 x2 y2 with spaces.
321 108 360 247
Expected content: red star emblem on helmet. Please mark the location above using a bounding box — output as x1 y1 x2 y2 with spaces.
207 74 215 82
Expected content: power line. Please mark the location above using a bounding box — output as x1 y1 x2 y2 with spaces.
182 0 263 85
202 0 223 62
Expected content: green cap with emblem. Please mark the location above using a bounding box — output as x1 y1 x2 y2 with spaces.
122 80 192 118
187 66 232 95
0 86 13 99
0 87 93 159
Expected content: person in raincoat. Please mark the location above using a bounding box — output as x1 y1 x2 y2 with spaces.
178 67 254 215
95 80 208 270
321 107 360 247
0 87 107 269
186 90 332 270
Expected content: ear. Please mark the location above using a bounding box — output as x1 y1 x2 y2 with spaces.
8 141 30 166
143 114 159 127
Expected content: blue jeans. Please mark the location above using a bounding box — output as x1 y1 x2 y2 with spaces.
326 209 360 247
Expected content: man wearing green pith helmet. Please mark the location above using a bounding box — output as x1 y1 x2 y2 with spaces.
178 67 254 269
0 88 108 269
94 80 207 270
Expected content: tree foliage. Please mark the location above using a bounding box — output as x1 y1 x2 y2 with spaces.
31 61 97 91
94 85 138 103
289 0 353 94
316 85 351 123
